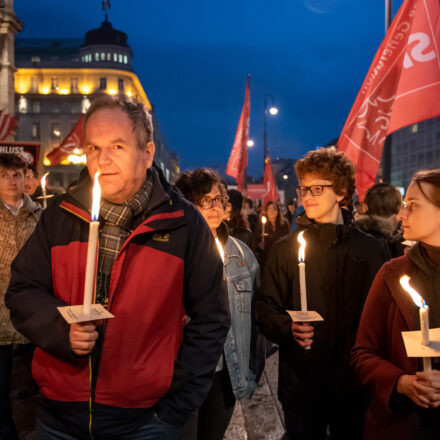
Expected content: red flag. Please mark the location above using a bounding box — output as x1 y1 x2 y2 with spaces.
262 157 278 207
338 0 440 200
0 110 17 141
47 115 84 166
225 76 250 191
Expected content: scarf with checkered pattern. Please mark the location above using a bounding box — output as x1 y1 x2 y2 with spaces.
96 170 153 305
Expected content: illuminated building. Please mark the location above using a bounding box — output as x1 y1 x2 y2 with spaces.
14 16 179 187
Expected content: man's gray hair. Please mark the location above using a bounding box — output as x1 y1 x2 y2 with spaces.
84 94 154 149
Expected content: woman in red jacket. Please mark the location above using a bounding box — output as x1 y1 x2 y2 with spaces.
352 169 440 440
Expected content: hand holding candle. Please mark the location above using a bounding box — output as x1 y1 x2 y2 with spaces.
400 275 432 373
83 172 101 316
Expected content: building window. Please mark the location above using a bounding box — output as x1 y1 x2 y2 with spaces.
95 52 99 61
113 53 117 62
118 54 122 63
118 78 124 92
107 53 111 61
71 77 79 93
99 77 107 90
52 106 60 114
31 77 39 93
100 52 105 61
31 122 40 140
411 124 418 133
82 96 91 113
51 123 61 139
124 55 128 64
31 56 41 63
32 101 40 114
51 77 59 92
18 96 27 113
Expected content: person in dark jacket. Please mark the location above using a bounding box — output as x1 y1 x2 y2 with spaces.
5 95 230 440
253 201 290 270
176 169 262 440
226 189 253 250
352 169 440 440
256 147 388 440
355 183 404 259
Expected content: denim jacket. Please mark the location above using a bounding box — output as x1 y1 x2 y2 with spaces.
223 235 260 400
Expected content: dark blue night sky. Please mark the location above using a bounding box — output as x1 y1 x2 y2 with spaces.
16 0 404 178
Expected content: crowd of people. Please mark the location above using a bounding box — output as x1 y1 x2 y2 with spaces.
0 95 439 440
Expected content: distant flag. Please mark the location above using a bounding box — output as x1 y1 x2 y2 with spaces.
225 75 250 191
262 156 278 207
47 115 84 166
338 0 440 200
102 0 111 11
0 110 17 141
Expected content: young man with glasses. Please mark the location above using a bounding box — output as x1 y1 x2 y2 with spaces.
256 147 388 440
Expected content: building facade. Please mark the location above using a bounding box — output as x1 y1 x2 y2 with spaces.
14 17 179 188
389 117 440 190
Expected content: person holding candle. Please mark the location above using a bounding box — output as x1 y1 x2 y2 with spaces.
5 95 230 440
352 169 440 440
256 147 388 440
253 201 289 270
175 168 263 440
0 154 42 440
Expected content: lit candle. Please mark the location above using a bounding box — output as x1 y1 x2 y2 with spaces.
41 172 49 209
83 172 101 315
297 231 307 312
400 275 431 373
215 237 225 263
261 215 267 245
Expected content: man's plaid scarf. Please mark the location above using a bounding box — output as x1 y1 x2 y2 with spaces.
96 171 153 304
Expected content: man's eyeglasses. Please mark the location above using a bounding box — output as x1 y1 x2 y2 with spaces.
296 185 333 197
199 195 228 210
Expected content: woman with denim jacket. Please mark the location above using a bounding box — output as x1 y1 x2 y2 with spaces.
176 168 262 440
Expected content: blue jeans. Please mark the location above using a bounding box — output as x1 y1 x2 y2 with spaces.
35 415 179 440
0 345 18 440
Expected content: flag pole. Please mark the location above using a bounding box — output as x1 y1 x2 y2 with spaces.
382 0 393 183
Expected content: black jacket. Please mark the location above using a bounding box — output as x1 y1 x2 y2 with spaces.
355 214 404 259
256 212 388 410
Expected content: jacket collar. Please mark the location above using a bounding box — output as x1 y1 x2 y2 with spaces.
65 162 173 220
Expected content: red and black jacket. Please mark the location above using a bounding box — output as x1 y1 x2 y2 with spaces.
6 165 230 433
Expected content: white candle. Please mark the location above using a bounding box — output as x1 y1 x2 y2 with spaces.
297 231 307 312
83 172 101 315
261 215 267 245
400 275 432 373
41 172 49 209
215 238 224 263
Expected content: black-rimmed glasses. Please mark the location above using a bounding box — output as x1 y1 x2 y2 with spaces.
199 195 228 210
296 185 333 197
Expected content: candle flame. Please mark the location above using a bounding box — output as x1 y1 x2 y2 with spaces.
91 172 101 221
215 237 225 263
262 215 267 224
400 275 427 310
41 172 49 190
298 231 306 262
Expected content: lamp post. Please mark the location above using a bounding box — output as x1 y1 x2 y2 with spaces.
263 94 278 171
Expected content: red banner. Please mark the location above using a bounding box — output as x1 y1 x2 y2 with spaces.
225 76 250 191
262 157 278 207
0 110 17 141
0 142 39 167
338 0 440 200
47 115 84 166
247 184 266 200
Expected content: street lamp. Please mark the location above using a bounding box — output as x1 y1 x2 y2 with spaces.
264 94 278 170
247 139 255 147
